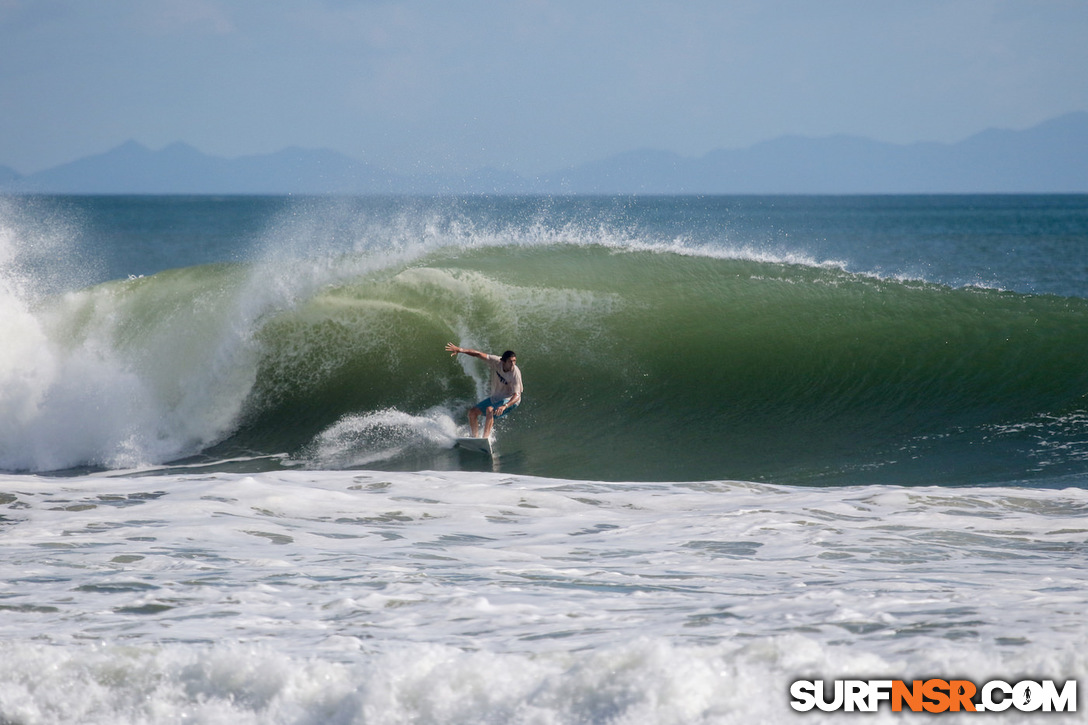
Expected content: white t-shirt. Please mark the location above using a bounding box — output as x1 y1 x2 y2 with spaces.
485 354 523 401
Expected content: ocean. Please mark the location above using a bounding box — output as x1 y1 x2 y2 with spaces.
0 194 1085 723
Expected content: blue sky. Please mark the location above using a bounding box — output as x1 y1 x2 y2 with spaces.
1 0 1086 175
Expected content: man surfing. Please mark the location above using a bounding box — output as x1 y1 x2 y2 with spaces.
445 343 523 439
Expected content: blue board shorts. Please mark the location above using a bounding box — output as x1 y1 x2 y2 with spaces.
475 396 518 418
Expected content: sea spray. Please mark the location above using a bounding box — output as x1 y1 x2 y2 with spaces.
302 407 462 469
0 269 253 471
0 199 140 471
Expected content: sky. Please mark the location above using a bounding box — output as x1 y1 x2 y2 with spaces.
1 0 1086 176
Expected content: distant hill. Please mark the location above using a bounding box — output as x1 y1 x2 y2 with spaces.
3 112 1087 194
539 112 1088 193
4 141 400 195
0 164 19 185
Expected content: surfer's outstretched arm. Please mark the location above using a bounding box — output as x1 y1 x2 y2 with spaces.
445 343 488 360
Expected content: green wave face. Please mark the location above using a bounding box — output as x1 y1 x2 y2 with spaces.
11 242 1088 484
231 244 1088 484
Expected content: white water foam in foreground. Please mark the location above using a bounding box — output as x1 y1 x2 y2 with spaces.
0 469 1084 723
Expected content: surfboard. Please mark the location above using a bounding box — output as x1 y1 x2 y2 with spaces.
455 436 494 456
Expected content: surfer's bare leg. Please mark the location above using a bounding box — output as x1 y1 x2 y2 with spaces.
468 406 481 437
483 407 496 438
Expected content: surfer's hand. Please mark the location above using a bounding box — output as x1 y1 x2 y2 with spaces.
445 342 461 357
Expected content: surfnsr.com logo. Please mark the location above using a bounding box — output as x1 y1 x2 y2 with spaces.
790 679 1077 713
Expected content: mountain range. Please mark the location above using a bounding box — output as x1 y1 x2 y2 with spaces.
2 112 1086 195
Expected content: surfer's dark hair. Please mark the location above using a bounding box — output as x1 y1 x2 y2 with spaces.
501 350 516 361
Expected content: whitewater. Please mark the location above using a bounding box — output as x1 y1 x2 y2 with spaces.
0 194 1085 723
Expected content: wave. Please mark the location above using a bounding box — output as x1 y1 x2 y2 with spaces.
2 227 1087 484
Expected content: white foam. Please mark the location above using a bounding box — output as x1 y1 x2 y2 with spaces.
1 469 1084 722
16 635 1068 725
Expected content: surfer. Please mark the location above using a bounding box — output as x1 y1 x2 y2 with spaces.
445 343 523 438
